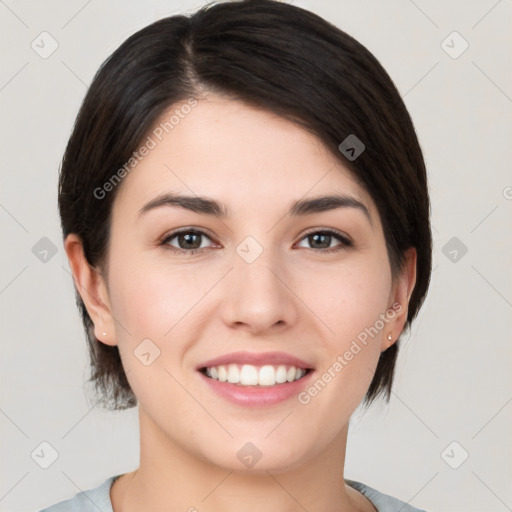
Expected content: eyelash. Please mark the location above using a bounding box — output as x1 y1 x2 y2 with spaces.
159 228 353 256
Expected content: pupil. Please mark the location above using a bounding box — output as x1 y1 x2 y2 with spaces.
181 233 200 249
311 233 329 249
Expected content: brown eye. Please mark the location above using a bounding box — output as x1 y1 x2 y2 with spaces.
161 229 214 255
297 229 352 253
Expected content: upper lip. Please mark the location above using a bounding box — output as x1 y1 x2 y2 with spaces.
197 351 314 370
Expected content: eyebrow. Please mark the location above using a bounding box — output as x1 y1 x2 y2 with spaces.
138 192 373 227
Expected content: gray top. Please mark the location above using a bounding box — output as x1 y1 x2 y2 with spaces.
38 474 427 511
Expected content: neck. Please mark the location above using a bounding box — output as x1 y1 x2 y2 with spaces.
110 407 376 512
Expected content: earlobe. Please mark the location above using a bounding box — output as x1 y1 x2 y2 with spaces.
64 234 117 346
382 247 417 351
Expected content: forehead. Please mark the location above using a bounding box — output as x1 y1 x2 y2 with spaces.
112 95 376 220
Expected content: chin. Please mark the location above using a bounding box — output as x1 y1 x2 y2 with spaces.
196 438 311 475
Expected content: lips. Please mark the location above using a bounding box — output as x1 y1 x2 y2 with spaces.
196 351 316 406
196 350 314 371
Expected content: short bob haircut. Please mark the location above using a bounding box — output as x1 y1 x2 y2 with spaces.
58 0 432 410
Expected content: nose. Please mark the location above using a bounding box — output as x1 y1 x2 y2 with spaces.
220 243 299 335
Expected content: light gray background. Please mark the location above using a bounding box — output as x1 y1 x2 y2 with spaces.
1 1 511 511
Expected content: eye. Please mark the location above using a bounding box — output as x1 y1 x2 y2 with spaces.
161 229 216 255
296 229 353 253
160 227 353 256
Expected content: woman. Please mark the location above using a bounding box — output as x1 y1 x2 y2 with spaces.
40 0 431 510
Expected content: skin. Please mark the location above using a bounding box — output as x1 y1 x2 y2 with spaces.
65 94 416 512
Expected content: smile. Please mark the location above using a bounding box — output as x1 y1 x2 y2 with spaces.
200 364 311 387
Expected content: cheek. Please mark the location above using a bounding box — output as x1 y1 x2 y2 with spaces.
108 253 209 338
303 256 392 339
108 244 392 358
106 261 202 406
302 257 392 394
104 257 210 397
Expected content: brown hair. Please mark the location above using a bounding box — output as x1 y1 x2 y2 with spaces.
58 0 432 410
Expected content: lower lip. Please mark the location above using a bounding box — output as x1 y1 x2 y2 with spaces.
198 370 315 407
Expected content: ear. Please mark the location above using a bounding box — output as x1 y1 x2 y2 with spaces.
64 233 117 347
381 246 417 352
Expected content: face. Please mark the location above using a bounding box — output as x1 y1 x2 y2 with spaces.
76 94 414 472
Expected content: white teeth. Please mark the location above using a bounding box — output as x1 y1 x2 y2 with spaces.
275 365 287 384
258 365 276 386
203 364 309 386
227 364 239 383
240 364 259 385
218 365 228 382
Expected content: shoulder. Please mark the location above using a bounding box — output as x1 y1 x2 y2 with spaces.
37 475 122 512
345 479 428 512
38 474 427 512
